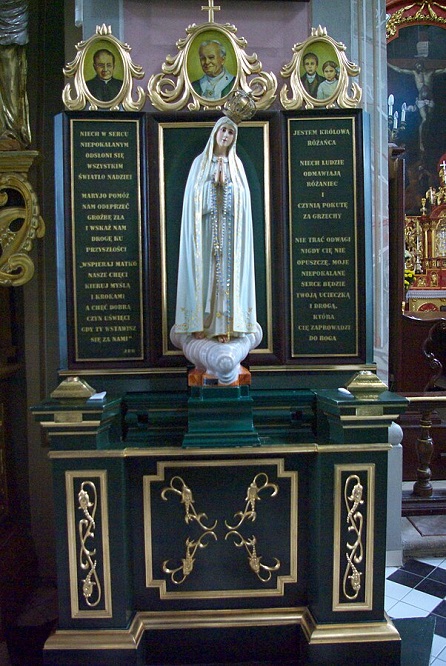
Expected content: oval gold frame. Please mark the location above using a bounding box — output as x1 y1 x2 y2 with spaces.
280 25 361 110
62 24 145 112
148 21 277 111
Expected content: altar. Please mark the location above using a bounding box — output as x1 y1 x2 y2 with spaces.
30 17 406 666
405 157 446 312
32 379 406 666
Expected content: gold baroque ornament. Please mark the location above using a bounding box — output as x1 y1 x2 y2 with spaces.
225 472 279 530
147 1 276 111
224 531 280 583
0 152 45 287
343 474 364 601
225 472 280 582
280 25 361 110
162 532 217 585
161 475 218 530
62 24 145 111
161 475 218 585
386 2 446 41
78 481 102 607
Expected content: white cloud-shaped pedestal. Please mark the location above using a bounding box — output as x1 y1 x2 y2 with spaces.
170 323 263 385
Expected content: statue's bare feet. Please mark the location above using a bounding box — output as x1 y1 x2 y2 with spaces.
193 331 206 339
217 334 230 343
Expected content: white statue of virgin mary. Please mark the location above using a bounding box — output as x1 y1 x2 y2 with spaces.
170 105 262 384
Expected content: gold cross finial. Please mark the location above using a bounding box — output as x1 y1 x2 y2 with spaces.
202 0 220 23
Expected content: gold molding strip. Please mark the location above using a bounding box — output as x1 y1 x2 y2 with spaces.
48 442 390 460
66 470 113 618
407 394 446 406
337 414 401 422
32 410 105 416
332 464 375 611
56 363 377 377
44 607 399 651
306 615 400 645
39 420 101 429
317 444 391 453
0 403 7 520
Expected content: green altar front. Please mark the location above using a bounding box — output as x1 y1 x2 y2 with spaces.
32 385 406 665
34 105 407 664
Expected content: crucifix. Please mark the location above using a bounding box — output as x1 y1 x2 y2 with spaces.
201 0 221 23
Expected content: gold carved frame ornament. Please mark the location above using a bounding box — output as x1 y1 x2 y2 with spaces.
386 1 446 41
280 25 362 110
0 152 45 287
62 24 145 112
147 1 277 111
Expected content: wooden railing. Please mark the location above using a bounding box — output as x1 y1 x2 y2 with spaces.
401 393 446 516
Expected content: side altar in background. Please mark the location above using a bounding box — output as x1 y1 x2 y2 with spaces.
32 17 408 666
405 157 446 312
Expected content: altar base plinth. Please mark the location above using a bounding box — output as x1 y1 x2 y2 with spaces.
183 380 260 448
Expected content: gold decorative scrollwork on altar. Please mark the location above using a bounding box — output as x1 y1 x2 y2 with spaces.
145 460 297 597
62 24 145 111
66 471 112 618
161 476 218 585
224 531 280 582
280 25 361 110
0 152 45 287
147 0 276 111
225 473 280 582
162 532 217 585
161 475 218 531
78 481 102 607
333 464 374 610
159 472 281 585
225 472 278 530
343 475 364 600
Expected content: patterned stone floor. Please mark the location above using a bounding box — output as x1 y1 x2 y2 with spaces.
386 556 446 664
